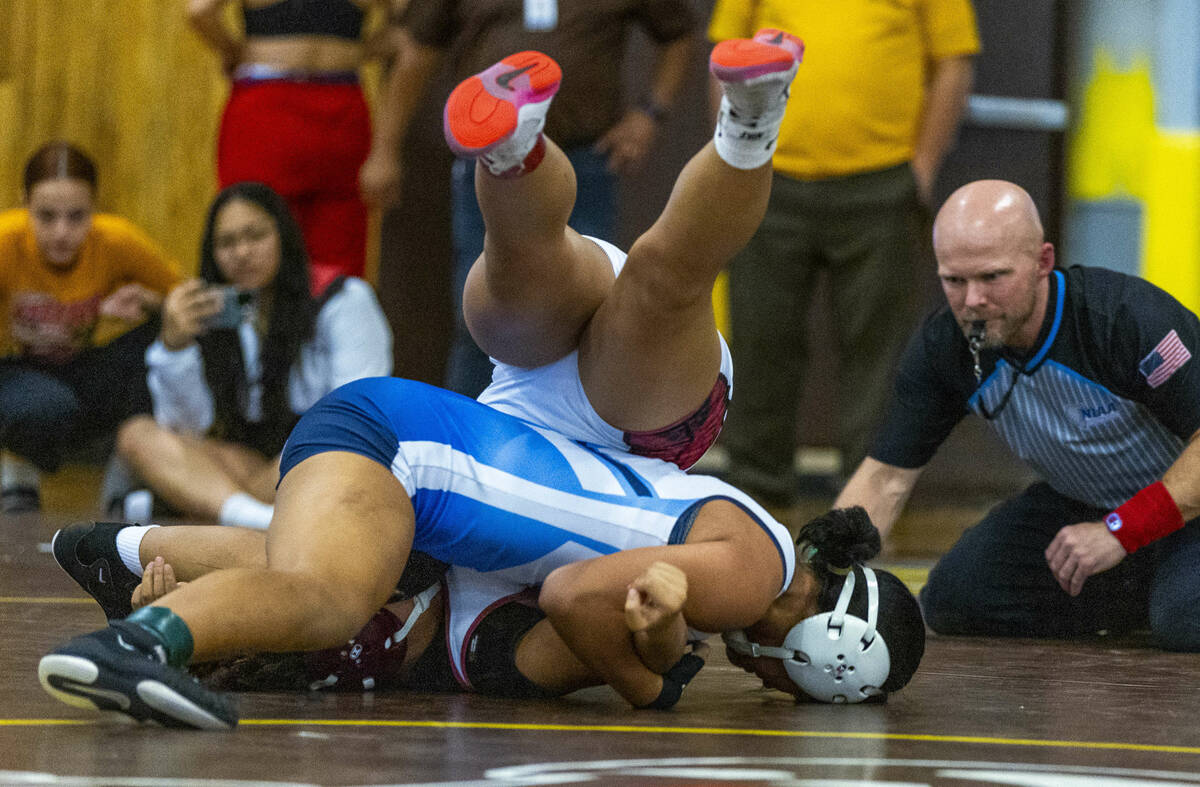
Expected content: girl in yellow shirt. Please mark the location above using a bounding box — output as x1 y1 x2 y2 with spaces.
0 141 180 513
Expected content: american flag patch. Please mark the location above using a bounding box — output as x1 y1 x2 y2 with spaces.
1138 329 1192 388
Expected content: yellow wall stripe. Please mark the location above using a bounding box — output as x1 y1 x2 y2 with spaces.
1143 129 1200 313
1067 50 1155 202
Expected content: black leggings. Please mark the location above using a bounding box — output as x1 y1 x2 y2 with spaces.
920 482 1200 650
0 321 157 471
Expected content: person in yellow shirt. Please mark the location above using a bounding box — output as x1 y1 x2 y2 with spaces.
0 141 181 513
708 0 980 509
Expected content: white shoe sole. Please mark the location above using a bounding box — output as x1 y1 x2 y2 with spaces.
39 653 233 730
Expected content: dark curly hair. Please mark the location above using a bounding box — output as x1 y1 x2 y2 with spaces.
197 182 317 454
797 507 926 693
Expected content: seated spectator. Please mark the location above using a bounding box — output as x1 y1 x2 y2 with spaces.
0 141 181 514
114 182 392 529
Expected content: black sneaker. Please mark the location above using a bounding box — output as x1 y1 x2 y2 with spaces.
38 620 238 729
52 521 142 620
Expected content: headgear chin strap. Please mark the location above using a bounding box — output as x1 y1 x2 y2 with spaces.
724 565 890 704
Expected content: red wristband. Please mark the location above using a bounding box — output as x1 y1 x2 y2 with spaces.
1104 481 1185 554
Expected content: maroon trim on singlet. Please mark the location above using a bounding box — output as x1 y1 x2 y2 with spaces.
302 607 408 690
623 373 730 470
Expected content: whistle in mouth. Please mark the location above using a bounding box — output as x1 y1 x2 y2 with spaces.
968 320 987 343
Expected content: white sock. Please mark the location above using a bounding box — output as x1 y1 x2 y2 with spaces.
1 453 40 491
479 97 552 176
115 524 160 577
218 492 274 530
713 93 788 170
123 489 153 522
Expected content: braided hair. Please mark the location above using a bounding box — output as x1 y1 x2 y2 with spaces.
797 507 926 692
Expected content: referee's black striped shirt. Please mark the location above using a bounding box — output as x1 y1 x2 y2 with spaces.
871 266 1200 509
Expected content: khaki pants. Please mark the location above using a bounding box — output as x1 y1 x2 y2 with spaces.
721 163 928 505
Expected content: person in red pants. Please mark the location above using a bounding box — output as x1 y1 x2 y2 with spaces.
188 0 407 294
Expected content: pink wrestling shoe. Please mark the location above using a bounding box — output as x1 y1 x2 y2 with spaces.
443 50 562 176
709 29 804 116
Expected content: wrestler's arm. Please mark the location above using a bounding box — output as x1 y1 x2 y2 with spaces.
625 561 690 673
126 532 702 699
539 505 782 707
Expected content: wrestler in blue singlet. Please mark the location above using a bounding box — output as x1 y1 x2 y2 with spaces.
280 376 793 589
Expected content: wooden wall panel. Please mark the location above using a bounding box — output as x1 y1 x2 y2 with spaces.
2 1 231 272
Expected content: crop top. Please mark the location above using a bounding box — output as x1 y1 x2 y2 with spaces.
243 0 364 40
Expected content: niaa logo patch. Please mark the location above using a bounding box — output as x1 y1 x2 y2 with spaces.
1073 399 1121 428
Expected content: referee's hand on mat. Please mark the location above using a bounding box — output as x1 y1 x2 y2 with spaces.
1044 521 1126 597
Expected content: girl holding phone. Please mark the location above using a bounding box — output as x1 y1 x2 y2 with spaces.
113 182 392 528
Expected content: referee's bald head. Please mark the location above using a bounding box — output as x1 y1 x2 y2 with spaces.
933 179 1044 261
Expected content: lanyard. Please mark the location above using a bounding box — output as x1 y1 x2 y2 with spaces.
968 320 1024 421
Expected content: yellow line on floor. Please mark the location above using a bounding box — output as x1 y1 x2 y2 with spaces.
239 720 1200 754
4 717 1198 754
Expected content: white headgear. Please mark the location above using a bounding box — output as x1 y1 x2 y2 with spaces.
723 565 890 704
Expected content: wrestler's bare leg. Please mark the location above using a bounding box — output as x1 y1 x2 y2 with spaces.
580 142 772 430
580 33 803 431
138 525 266 581
144 452 413 660
462 138 614 369
448 52 618 371
453 37 801 433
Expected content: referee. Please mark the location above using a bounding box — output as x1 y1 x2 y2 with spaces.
837 179 1200 650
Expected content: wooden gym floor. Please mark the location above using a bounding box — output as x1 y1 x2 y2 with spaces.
2 469 1200 786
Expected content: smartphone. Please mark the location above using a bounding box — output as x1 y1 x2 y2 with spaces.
207 286 249 330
